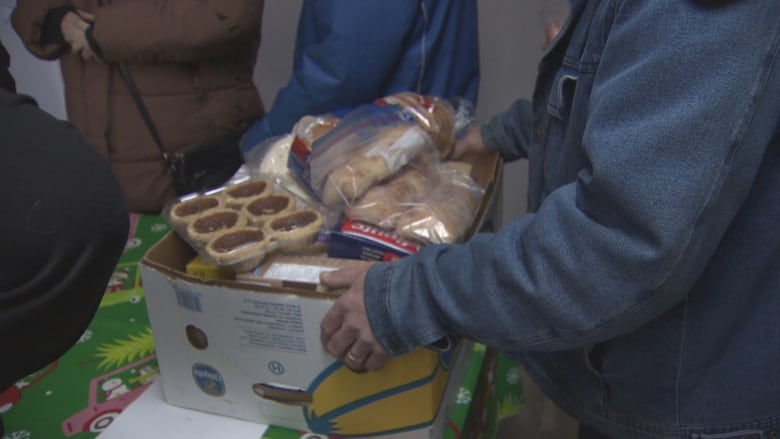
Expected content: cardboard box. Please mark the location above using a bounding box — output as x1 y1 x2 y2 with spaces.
140 151 500 436
141 233 472 437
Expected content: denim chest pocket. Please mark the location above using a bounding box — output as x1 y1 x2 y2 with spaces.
546 65 579 121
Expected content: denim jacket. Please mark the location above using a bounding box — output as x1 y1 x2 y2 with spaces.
363 1 780 437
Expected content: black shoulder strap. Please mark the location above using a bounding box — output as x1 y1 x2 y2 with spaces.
117 64 172 166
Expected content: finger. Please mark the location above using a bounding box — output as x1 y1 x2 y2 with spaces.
319 266 364 288
346 340 372 363
77 10 95 22
319 304 344 346
343 348 368 374
320 305 356 358
344 363 368 374
364 349 389 372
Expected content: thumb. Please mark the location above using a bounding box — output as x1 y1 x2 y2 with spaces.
77 10 95 22
320 266 367 288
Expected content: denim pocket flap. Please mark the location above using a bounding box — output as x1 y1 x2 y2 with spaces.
546 65 578 121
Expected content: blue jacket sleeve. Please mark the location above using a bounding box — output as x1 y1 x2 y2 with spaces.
481 98 534 161
240 0 418 152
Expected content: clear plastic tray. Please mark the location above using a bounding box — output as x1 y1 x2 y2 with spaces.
163 176 327 273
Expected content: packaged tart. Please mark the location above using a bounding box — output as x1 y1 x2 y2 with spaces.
167 194 222 228
220 177 273 209
204 227 274 272
241 192 296 227
263 207 325 252
185 208 247 245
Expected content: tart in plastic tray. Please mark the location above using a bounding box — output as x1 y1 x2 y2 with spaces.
163 176 326 273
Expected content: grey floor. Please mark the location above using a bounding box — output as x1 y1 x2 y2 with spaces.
495 367 580 439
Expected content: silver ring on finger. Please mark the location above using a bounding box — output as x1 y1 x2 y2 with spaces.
346 350 362 363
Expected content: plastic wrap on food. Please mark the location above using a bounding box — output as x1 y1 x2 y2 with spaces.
162 176 329 273
394 161 485 245
380 92 459 159
319 124 434 206
346 163 434 229
240 134 317 204
308 103 437 207
292 114 341 149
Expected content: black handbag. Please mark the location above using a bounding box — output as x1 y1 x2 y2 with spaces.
118 64 243 196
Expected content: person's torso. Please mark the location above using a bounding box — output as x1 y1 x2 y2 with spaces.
523 0 780 437
296 0 480 105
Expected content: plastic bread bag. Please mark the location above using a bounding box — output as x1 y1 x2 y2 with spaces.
243 134 293 176
292 114 341 150
450 96 477 141
308 102 437 207
379 92 465 159
345 154 438 229
394 161 485 245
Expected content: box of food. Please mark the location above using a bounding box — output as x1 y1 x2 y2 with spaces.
141 236 470 437
141 133 500 435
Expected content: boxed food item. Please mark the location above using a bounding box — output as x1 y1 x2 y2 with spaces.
140 234 471 437
235 254 375 291
327 219 421 262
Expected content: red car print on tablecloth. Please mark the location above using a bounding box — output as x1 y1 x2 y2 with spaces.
61 355 158 436
0 362 58 415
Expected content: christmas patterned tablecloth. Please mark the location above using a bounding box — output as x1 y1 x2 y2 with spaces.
0 214 522 439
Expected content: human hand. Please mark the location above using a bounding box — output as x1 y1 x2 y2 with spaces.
61 11 88 43
450 125 489 159
76 10 95 23
61 11 100 62
319 265 389 373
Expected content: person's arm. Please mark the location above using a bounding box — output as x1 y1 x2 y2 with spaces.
357 1 780 357
82 0 263 62
480 99 534 161
240 0 419 151
11 1 72 60
0 90 129 388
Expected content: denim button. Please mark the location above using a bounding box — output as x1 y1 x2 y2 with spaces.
534 128 542 140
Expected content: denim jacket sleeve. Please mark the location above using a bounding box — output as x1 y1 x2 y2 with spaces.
481 98 534 161
363 0 780 356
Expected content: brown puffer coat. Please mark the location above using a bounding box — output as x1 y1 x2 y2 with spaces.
12 0 265 213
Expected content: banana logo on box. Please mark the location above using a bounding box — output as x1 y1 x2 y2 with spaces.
254 347 454 436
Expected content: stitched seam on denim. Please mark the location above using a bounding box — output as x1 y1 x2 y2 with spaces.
499 289 659 349
531 355 780 436
378 266 401 353
674 298 688 426
697 21 779 226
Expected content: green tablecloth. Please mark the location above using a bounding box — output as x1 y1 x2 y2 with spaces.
1 214 522 439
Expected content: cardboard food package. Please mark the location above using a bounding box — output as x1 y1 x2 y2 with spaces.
139 151 501 437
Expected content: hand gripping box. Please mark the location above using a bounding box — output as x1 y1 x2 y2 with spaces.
141 233 473 437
